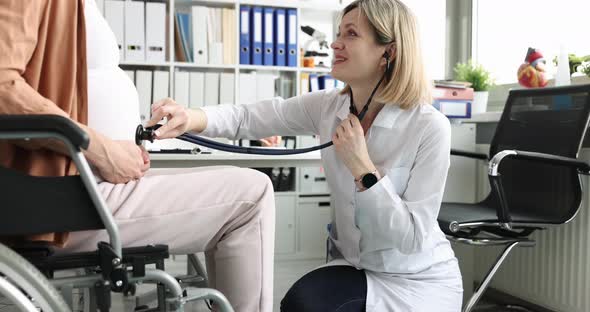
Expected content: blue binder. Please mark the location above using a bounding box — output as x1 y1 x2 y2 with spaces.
239 6 251 65
286 9 298 67
273 9 286 66
262 7 274 66
250 6 263 65
176 13 192 62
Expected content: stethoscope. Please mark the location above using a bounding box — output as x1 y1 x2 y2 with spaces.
135 53 392 155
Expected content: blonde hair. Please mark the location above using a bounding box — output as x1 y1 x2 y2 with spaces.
339 0 432 109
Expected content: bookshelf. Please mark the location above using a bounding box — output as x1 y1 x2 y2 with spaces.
118 0 342 104
111 0 340 259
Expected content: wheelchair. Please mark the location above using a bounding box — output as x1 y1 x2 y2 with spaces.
0 114 234 312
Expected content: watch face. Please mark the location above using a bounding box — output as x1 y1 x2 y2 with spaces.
362 173 378 188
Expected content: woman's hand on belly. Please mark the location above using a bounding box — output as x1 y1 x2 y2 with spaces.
94 140 149 184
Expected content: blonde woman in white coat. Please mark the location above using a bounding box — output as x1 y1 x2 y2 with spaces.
148 0 463 311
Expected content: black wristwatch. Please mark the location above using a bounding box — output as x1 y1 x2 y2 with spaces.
355 170 381 190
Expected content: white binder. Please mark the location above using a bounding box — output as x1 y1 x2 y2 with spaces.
219 73 235 105
145 2 166 63
174 71 190 108
189 72 205 109
124 1 145 62
192 6 209 64
95 0 105 16
135 70 153 124
124 70 135 85
207 8 223 64
152 71 169 104
104 0 124 61
256 73 276 102
204 72 220 106
239 73 257 105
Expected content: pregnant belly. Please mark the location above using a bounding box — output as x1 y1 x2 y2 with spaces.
87 68 142 141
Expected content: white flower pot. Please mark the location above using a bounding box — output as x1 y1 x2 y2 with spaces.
472 91 489 114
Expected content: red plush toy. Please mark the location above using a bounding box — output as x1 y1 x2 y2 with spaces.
517 47 549 88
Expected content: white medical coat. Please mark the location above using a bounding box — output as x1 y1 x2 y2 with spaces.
200 89 463 311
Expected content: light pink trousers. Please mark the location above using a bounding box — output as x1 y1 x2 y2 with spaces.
63 166 275 312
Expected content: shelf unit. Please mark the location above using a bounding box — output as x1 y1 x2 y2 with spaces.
115 0 340 260
119 0 342 104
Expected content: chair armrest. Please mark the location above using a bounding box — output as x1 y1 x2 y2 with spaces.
0 114 89 150
451 149 488 160
0 114 121 257
489 150 590 176
486 149 590 228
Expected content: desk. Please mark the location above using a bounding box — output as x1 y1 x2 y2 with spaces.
150 151 323 168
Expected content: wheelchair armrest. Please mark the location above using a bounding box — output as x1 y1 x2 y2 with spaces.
0 114 121 257
0 114 89 150
451 149 488 160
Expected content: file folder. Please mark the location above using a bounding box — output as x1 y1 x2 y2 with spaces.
204 72 220 106
239 6 251 65
432 100 472 118
124 1 146 62
145 2 166 63
135 70 153 123
207 8 223 65
222 8 236 65
256 73 276 102
96 0 105 16
432 87 474 101
189 72 205 109
239 73 257 105
219 73 235 105
262 7 274 66
176 12 193 62
124 70 135 85
174 71 190 108
104 0 124 61
192 6 209 64
318 75 335 91
300 73 310 94
309 74 319 92
273 9 286 66
153 71 169 104
250 6 263 65
286 9 298 67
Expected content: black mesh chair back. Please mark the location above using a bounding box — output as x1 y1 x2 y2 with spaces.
485 84 590 224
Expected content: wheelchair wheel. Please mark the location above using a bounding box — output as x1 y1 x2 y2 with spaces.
0 243 70 311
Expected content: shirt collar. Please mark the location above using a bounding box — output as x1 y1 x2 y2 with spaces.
336 95 401 129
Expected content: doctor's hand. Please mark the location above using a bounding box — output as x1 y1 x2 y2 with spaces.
146 98 207 139
259 136 282 147
332 114 377 179
146 98 191 139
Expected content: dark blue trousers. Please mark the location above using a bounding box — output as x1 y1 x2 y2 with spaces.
280 265 367 312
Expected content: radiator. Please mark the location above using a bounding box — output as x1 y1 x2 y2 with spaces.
473 151 590 312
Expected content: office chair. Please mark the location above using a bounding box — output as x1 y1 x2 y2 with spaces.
0 114 234 312
438 84 590 312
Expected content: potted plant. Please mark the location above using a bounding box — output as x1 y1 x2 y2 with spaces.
454 60 495 114
581 62 590 78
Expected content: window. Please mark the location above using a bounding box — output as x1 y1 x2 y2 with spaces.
473 0 590 84
404 0 446 80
